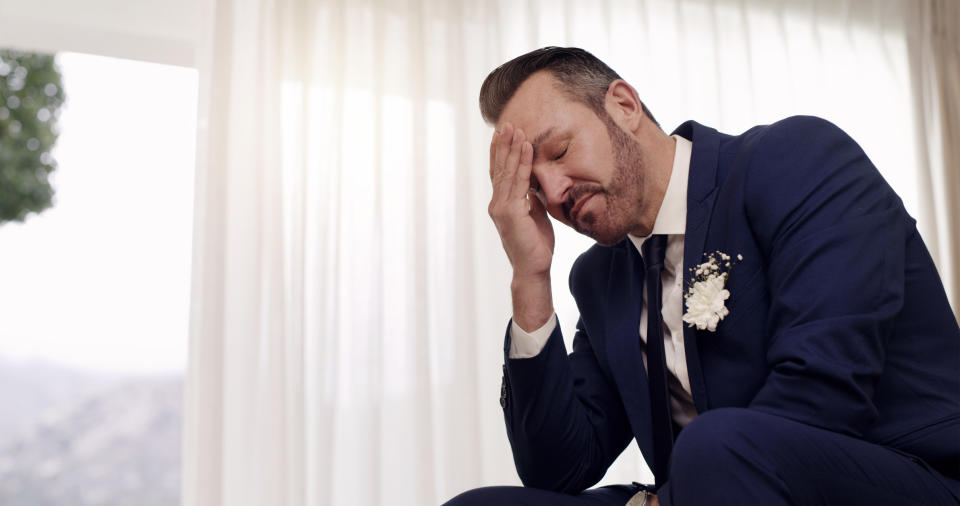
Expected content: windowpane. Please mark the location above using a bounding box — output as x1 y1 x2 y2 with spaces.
0 51 197 506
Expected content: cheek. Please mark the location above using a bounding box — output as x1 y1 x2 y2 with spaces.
570 148 612 181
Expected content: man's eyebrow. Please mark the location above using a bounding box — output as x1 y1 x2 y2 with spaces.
531 127 558 159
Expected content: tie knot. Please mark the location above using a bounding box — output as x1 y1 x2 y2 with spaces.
641 234 668 270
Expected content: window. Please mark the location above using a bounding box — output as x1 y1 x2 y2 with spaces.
0 51 197 505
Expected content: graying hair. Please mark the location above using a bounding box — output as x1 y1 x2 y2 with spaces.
478 46 658 127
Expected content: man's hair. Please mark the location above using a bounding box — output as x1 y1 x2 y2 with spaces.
479 46 658 127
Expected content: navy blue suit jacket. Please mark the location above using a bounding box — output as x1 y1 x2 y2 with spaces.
499 116 960 495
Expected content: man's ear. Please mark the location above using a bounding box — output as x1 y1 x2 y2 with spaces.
605 79 644 133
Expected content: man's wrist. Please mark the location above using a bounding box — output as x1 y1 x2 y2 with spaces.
510 271 551 291
510 272 553 332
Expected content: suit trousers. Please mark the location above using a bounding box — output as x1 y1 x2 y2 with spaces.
445 408 960 505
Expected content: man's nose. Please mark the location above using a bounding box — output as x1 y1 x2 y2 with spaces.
535 167 569 208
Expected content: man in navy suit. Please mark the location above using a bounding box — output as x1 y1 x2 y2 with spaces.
446 47 960 505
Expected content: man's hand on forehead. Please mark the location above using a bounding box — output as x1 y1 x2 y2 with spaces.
486 122 552 275
487 121 556 332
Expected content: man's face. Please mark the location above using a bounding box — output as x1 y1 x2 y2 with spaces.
497 71 650 246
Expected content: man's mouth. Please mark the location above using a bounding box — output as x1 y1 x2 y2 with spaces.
568 193 595 223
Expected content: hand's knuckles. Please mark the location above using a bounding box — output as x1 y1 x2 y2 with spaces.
488 203 511 219
488 201 526 221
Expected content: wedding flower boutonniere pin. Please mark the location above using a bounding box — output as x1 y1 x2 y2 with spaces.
682 251 743 332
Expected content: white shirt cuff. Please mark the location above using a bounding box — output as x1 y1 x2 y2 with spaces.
508 313 558 359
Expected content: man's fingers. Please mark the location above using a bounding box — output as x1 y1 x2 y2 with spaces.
510 140 534 200
489 125 540 230
503 128 524 186
488 130 498 181
490 124 517 204
493 123 513 182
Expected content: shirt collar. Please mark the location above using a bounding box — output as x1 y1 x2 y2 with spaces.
628 134 692 251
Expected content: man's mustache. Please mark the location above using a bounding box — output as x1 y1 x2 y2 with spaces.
562 185 604 222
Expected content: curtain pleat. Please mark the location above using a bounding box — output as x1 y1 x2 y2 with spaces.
907 0 960 320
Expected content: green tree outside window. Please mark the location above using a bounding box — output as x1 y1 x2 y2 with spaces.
0 49 65 225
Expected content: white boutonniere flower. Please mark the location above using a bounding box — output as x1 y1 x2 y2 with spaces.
682 251 743 332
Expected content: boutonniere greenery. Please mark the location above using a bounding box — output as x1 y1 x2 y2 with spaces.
682 251 743 332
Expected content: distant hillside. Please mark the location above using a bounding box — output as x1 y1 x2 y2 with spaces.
0 357 118 445
0 359 182 506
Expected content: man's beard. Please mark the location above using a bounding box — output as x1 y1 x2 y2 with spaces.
568 113 646 246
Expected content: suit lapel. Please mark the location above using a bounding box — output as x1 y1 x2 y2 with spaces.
604 242 654 468
601 121 722 464
672 121 722 414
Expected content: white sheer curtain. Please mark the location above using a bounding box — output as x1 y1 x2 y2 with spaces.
182 1 958 505
907 0 960 320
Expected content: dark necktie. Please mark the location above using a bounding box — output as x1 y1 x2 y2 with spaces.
641 234 673 487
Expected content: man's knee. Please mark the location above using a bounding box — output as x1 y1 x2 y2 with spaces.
443 486 542 506
443 486 502 505
670 408 767 479
663 408 793 505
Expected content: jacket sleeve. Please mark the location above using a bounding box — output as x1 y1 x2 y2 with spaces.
501 315 633 493
743 116 911 436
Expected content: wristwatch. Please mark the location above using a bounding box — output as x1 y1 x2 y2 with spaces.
626 490 651 506
626 482 656 506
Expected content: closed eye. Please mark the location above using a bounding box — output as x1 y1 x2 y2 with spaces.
552 147 568 161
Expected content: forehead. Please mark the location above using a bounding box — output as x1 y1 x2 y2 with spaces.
497 71 595 136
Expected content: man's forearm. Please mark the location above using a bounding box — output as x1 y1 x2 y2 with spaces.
511 274 554 332
501 320 632 493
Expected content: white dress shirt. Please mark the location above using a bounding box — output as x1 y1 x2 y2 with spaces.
509 135 698 427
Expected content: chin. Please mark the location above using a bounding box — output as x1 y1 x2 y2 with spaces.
591 233 629 247
574 200 636 246
575 221 629 246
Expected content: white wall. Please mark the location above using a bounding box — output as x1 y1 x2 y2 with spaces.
0 0 200 66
